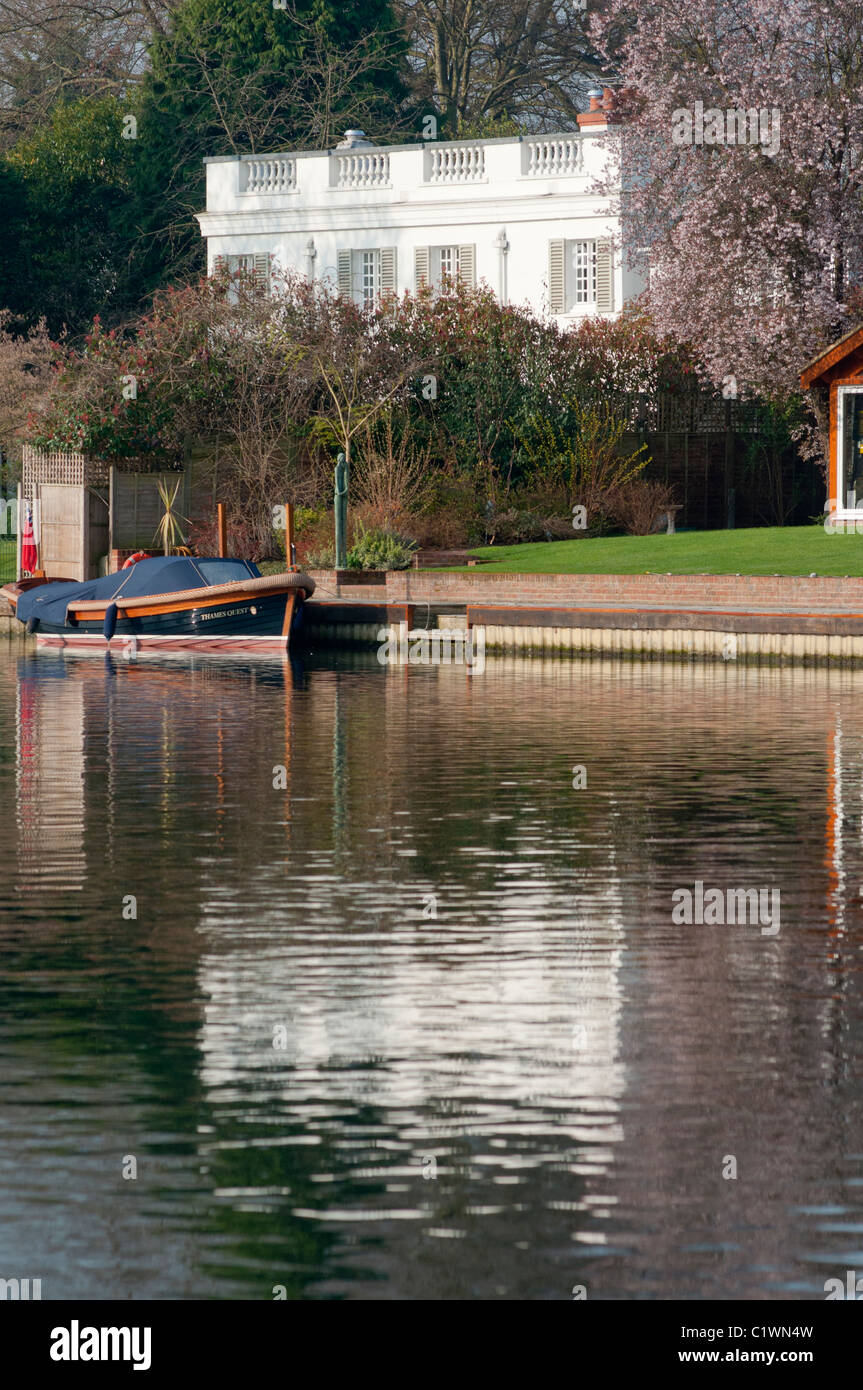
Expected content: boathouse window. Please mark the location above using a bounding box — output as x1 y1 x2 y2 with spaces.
548 238 614 314
838 387 863 510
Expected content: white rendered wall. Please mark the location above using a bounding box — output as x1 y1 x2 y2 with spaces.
197 132 645 320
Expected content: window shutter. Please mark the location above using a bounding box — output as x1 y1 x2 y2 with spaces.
548 239 565 313
380 247 397 294
253 252 270 292
414 246 430 290
595 240 614 312
458 244 476 288
212 254 227 278
337 249 353 296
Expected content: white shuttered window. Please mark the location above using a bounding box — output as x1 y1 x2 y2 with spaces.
358 249 379 303
414 246 430 290
571 241 596 304
380 247 397 293
217 252 270 302
549 238 614 314
253 252 271 292
415 244 476 293
595 240 614 313
336 248 397 304
548 239 565 313
337 250 352 296
457 244 476 288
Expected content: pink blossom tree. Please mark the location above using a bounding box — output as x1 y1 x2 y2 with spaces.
591 0 863 465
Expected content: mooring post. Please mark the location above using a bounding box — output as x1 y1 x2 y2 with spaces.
281 589 297 641
285 501 296 568
217 502 227 557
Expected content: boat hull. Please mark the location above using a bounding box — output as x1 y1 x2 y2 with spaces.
25 583 308 650
2 563 315 651
36 634 296 652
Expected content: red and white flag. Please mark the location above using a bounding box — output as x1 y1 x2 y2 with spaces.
20 499 37 574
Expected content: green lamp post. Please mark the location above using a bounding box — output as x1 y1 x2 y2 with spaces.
334 450 348 569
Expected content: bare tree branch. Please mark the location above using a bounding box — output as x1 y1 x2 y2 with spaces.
396 0 604 131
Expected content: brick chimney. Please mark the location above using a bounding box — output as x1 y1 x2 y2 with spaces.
577 87 621 129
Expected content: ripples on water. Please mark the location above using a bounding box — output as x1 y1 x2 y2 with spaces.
1 646 862 1299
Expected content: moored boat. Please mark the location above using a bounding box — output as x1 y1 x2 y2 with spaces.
0 555 315 651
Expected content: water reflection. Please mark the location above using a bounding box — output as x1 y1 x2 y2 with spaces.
16 668 86 891
1 648 863 1298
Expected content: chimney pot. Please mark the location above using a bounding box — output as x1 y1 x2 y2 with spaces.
336 128 374 149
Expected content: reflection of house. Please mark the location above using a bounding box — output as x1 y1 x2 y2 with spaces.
197 90 645 321
195 658 631 1157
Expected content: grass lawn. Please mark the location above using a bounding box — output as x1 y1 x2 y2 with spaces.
456 526 863 577
0 538 16 585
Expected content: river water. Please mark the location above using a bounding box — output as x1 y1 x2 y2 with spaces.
1 645 862 1301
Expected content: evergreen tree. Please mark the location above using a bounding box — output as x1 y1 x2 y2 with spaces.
133 0 410 283
1 96 146 336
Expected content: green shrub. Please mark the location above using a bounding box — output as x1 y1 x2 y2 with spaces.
415 473 485 546
512 396 650 515
347 523 418 571
305 545 336 568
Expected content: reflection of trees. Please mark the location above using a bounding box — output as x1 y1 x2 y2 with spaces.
4 652 352 1296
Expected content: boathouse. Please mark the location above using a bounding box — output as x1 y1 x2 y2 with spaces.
800 324 863 524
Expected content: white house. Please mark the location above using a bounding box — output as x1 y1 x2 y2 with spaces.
196 88 644 320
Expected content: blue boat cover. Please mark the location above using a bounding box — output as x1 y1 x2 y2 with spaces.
16 556 260 627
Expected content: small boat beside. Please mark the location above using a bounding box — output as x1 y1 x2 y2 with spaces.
0 555 315 651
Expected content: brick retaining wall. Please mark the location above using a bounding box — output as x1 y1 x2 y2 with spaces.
308 569 863 614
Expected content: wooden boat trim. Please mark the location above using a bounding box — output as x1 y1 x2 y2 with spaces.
70 589 291 621
66 570 314 620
